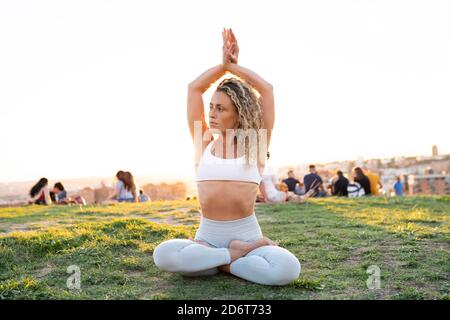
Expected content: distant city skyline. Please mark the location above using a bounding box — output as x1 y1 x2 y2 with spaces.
0 146 447 185
1 145 448 204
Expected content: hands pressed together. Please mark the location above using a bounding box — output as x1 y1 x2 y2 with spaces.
222 28 239 67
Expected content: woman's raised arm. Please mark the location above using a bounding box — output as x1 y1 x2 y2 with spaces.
187 64 227 142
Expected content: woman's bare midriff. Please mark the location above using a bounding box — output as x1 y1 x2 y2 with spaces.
197 180 259 221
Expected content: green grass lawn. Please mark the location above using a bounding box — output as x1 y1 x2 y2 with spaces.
0 196 449 300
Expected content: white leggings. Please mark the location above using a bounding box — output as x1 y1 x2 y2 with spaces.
153 214 301 286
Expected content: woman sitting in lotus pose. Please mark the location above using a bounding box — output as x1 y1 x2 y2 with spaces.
153 28 301 286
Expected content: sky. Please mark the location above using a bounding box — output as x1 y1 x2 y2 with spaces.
0 0 449 183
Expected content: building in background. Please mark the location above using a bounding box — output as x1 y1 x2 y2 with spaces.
408 174 450 195
432 145 439 157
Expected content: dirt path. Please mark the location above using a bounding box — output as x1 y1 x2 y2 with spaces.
0 208 200 236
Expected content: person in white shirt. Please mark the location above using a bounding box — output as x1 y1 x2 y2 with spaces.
259 165 305 203
108 171 139 203
259 166 288 203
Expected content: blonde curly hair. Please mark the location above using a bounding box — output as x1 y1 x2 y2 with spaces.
216 77 264 166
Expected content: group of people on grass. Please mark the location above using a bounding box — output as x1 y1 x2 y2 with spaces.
257 164 404 204
28 165 404 206
28 178 86 205
28 170 150 206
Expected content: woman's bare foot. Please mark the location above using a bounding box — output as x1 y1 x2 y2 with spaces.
261 236 279 246
228 237 277 262
218 264 231 273
228 240 253 261
219 237 279 273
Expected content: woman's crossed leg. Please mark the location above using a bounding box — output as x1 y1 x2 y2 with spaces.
153 238 300 286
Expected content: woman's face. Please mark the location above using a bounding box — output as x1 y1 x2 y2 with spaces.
208 91 239 132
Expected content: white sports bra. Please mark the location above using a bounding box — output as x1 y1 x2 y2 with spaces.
195 140 262 185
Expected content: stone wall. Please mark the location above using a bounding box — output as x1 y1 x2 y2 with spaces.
141 182 186 200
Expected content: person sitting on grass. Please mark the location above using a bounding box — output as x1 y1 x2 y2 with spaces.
303 165 326 197
259 164 304 204
363 166 383 196
49 182 86 205
28 177 51 205
153 28 301 286
393 176 404 196
282 170 301 194
331 170 349 197
139 189 150 202
353 167 371 196
52 182 68 204
108 170 139 203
